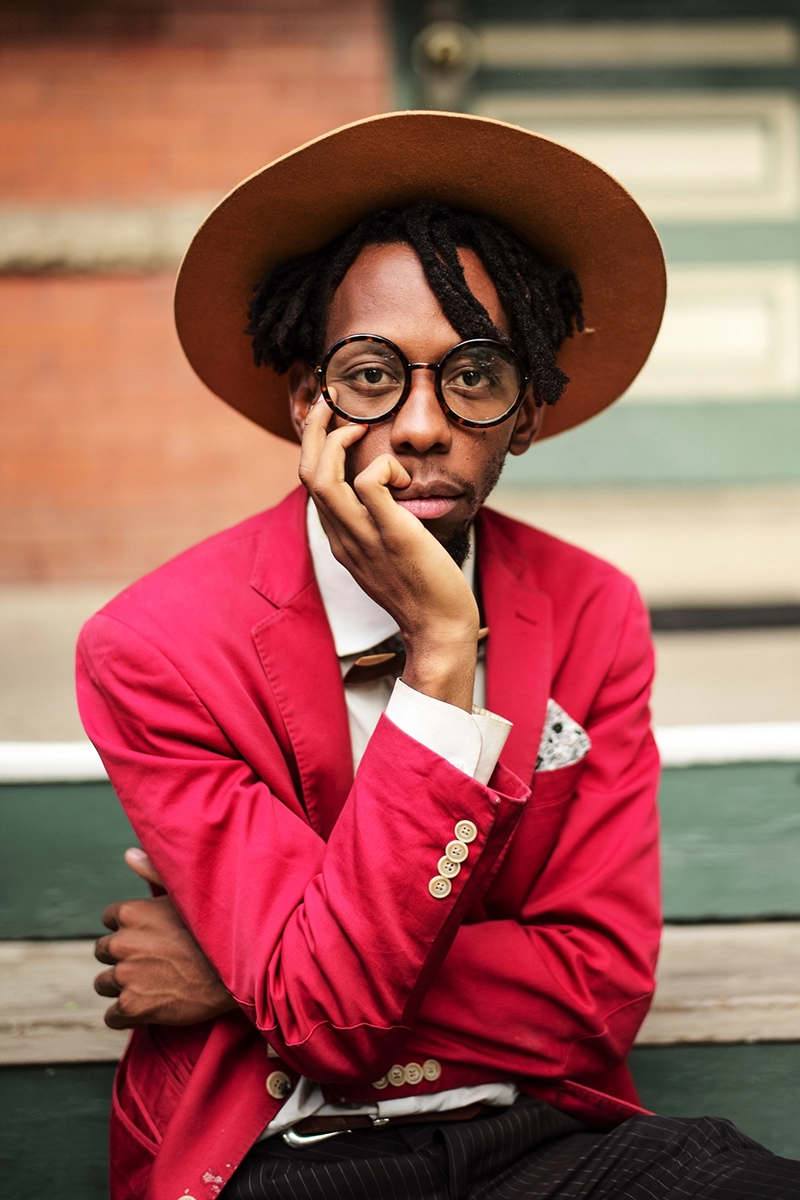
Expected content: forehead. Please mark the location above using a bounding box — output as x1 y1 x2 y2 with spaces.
324 241 510 350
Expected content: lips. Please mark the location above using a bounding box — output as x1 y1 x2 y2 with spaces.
391 482 463 521
395 496 460 519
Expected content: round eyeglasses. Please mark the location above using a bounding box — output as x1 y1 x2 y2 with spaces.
315 335 529 429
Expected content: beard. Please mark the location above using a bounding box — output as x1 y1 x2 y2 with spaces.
435 436 509 567
441 525 472 566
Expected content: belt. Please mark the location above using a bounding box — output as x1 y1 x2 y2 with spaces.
282 1102 489 1148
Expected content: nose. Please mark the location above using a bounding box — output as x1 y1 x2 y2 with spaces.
389 366 452 454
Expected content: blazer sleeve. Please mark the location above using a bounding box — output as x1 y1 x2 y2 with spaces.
76 613 529 1085
408 583 661 1087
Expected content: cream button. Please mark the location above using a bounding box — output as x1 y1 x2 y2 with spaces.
372 1075 388 1090
428 875 452 899
422 1059 442 1081
437 855 460 878
454 820 477 843
404 1062 423 1085
445 839 469 863
387 1064 406 1087
266 1070 292 1100
451 758 468 773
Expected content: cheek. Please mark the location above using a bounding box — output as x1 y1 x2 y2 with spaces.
343 424 393 480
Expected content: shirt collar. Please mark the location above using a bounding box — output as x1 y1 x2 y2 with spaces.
306 497 476 659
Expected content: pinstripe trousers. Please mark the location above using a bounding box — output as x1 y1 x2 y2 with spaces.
226 1098 800 1199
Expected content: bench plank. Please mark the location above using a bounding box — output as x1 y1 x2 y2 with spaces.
3 925 799 1065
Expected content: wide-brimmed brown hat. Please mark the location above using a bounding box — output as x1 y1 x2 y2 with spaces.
175 110 665 444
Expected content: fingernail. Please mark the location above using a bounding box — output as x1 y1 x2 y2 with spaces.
126 847 146 860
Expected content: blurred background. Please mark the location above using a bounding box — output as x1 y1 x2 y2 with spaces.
1 0 798 740
1 2 800 1196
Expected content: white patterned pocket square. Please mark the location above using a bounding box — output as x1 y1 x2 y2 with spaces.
536 699 591 772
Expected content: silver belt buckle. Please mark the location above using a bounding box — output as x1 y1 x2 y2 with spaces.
282 1114 390 1149
282 1127 351 1148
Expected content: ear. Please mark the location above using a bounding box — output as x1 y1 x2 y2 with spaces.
287 362 321 441
507 386 545 457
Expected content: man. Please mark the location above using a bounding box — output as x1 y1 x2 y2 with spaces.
77 112 800 1199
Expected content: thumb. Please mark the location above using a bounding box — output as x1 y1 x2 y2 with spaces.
124 847 164 887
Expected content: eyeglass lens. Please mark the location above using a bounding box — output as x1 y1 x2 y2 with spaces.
324 339 522 423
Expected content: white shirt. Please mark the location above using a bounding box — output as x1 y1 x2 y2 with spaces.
261 502 518 1138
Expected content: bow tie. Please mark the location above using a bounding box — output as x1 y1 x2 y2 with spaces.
343 628 489 687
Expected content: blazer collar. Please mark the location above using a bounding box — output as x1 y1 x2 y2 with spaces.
478 506 552 784
250 488 354 839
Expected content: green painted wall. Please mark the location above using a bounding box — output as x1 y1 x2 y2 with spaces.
0 782 147 940
630 1043 800 1159
0 1064 114 1200
501 401 800 488
660 762 800 920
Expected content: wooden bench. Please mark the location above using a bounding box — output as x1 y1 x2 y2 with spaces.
2 725 799 1197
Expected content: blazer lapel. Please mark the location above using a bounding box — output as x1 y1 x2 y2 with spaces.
250 488 353 841
478 507 552 785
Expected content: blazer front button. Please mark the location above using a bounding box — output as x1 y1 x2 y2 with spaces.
428 875 452 899
422 1059 442 1081
387 1064 406 1086
404 1062 423 1085
266 1070 293 1100
445 839 469 863
454 820 477 843
437 855 460 878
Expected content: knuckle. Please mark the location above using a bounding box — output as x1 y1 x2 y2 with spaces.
116 899 143 927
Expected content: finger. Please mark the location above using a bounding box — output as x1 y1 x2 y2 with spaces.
298 392 335 489
94 968 122 998
352 454 416 531
94 934 118 965
124 847 164 887
100 900 123 932
104 1001 144 1030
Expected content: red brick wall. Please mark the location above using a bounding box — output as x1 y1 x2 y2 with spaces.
1 1 390 581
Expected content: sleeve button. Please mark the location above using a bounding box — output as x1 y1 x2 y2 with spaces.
387 1064 406 1086
428 875 452 899
437 855 460 878
445 839 468 863
404 1062 423 1085
454 820 477 843
266 1070 292 1099
422 1059 442 1081
372 1076 388 1090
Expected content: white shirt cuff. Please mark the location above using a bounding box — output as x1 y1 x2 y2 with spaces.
385 679 512 786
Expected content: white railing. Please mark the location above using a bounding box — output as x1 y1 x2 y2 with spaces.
1 722 799 782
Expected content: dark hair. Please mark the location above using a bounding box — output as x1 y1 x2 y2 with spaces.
246 202 583 407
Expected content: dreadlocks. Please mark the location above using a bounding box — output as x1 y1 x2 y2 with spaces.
246 202 584 408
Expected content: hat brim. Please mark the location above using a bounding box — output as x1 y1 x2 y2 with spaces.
174 110 666 444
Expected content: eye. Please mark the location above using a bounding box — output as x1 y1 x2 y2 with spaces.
457 369 486 388
360 367 391 385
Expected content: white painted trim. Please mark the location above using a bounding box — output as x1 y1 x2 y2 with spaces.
656 722 800 767
473 91 800 221
0 742 108 783
478 21 799 70
2 724 800 783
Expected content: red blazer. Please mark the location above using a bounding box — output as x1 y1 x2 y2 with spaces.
77 486 661 1200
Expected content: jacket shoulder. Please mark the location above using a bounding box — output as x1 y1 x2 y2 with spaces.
481 505 638 601
80 488 306 652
